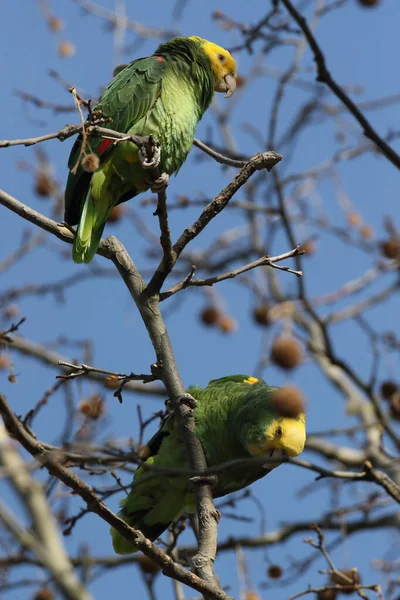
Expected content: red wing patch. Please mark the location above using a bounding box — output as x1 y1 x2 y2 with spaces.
155 56 165 62
98 138 114 155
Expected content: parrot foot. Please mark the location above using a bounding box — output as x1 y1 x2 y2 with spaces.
175 393 197 409
149 173 169 194
58 221 76 235
189 474 219 490
138 137 161 169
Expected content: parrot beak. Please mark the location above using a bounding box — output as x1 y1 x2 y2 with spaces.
224 73 237 98
216 73 237 98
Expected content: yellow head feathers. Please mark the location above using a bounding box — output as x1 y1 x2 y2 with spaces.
247 414 306 459
189 36 237 97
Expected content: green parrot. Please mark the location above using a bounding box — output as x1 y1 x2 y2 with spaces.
111 375 306 554
64 36 237 263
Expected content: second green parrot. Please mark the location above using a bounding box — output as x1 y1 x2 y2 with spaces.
64 36 237 263
111 375 306 554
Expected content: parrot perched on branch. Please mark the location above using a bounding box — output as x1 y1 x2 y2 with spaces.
111 375 306 555
64 36 237 264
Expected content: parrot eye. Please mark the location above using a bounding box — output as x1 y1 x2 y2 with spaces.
275 426 283 439
217 53 226 64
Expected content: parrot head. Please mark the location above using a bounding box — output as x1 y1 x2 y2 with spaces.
189 36 237 97
236 378 306 459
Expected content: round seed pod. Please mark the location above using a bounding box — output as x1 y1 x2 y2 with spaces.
301 239 317 255
317 588 337 600
200 306 221 327
389 393 400 421
381 238 400 260
267 564 283 579
0 354 11 370
35 173 53 197
330 568 361 593
108 205 124 223
49 16 64 31
217 315 237 334
357 0 380 6
58 41 76 58
270 337 303 370
246 593 260 600
79 394 105 419
346 211 361 227
33 587 54 600
271 386 305 418
380 380 398 400
252 304 272 327
360 225 374 239
82 153 100 173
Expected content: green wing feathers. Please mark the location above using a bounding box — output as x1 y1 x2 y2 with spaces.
111 417 193 554
64 57 165 264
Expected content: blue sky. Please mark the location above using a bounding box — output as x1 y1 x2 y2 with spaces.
1 0 399 598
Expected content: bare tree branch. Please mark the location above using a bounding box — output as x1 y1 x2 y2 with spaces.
0 393 233 600
279 0 400 171
0 423 90 600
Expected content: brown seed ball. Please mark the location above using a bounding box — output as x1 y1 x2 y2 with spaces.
49 16 64 31
58 41 76 57
381 238 400 260
390 393 400 420
82 154 100 173
236 75 246 88
246 593 260 600
79 394 105 419
270 337 303 370
108 205 124 223
200 306 221 327
267 564 283 579
212 10 225 19
301 239 317 255
380 380 398 400
137 553 161 575
358 0 380 6
0 354 11 370
271 386 305 418
360 225 374 239
252 305 271 327
317 589 337 600
8 373 17 384
330 568 361 593
346 212 361 227
217 315 237 334
35 173 53 197
177 195 189 206
3 304 20 319
33 587 54 600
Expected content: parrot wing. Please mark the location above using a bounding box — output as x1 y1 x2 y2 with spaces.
64 56 165 225
111 413 194 555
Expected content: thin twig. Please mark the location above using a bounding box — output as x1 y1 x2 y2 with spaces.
160 246 303 300
0 423 90 600
280 0 400 171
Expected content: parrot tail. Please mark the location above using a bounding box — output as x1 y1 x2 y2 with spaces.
72 190 106 264
111 511 169 555
111 495 189 555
